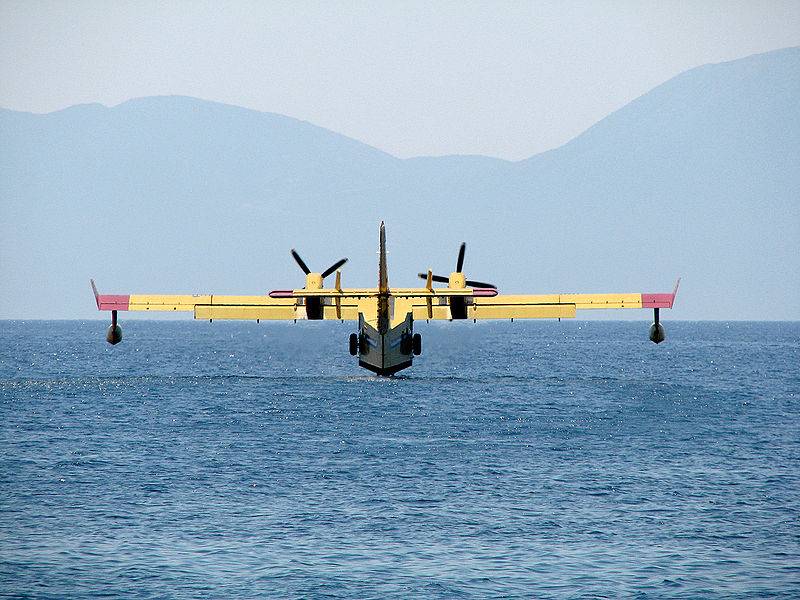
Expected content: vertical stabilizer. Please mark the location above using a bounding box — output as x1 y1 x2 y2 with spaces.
377 221 389 333
379 221 388 293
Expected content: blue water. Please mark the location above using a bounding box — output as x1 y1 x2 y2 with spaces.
1 320 798 598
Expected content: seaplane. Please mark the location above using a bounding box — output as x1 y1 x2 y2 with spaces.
92 222 679 376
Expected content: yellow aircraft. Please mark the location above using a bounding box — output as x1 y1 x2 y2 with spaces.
92 222 679 376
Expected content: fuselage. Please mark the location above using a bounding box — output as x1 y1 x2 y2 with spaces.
356 222 417 376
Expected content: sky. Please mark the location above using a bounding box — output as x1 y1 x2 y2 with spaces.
2 1 799 160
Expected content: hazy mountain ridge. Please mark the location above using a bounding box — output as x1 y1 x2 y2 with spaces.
1 48 798 319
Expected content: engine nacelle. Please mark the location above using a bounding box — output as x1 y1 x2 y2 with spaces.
649 322 665 344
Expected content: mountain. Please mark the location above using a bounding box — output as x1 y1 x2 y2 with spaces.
1 48 798 320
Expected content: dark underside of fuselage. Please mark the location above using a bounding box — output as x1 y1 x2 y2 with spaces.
358 359 413 377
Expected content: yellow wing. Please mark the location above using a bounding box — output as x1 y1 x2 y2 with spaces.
92 279 678 322
399 289 677 321
92 281 371 321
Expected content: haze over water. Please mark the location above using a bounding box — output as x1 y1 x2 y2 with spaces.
1 320 798 597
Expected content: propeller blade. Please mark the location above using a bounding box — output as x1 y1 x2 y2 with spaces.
321 258 348 278
418 273 450 284
465 279 497 289
456 242 466 272
291 249 311 275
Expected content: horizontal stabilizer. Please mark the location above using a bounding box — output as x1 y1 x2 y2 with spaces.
269 287 499 299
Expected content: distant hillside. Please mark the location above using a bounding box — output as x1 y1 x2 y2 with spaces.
1 48 798 319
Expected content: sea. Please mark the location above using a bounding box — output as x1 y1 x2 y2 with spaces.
1 320 798 598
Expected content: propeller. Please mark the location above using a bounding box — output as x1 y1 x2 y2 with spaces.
291 249 348 279
291 249 311 274
321 258 348 279
418 242 496 289
428 274 450 284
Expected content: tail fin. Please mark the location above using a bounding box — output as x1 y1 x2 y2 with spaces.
378 221 388 293
377 221 389 333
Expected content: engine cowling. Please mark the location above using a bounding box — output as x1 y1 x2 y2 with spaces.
417 243 496 320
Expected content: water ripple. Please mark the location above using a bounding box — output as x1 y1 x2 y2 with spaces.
1 320 798 597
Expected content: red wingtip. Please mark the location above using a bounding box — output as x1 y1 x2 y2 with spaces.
642 277 681 309
91 279 129 311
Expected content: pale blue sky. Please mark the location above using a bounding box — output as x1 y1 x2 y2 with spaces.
1 1 798 159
